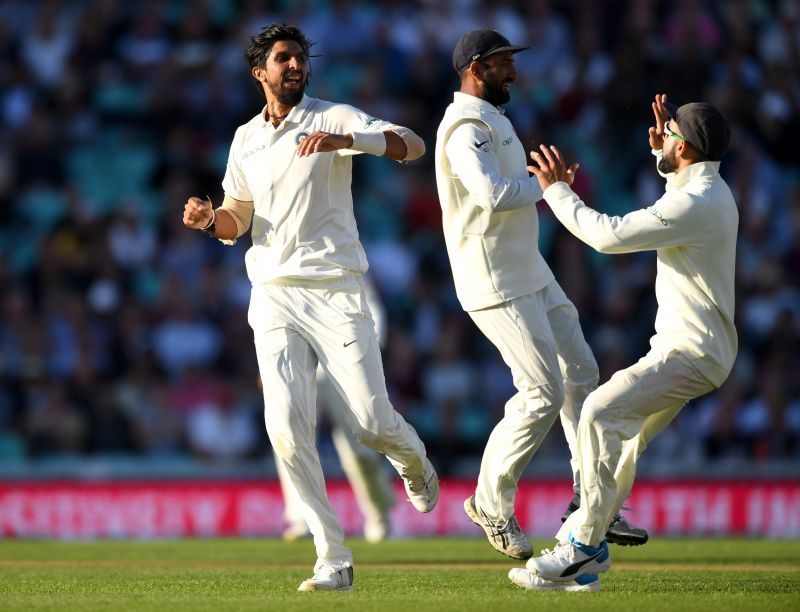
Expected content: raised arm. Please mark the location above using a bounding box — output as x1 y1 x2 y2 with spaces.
529 144 702 253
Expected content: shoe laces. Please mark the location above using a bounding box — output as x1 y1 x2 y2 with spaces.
479 506 517 537
504 516 524 539
406 474 427 493
312 565 337 579
539 541 574 560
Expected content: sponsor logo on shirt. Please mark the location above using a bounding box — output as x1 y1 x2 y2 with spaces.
242 144 265 160
474 139 489 151
502 137 513 145
364 117 379 128
295 131 309 145
647 205 669 226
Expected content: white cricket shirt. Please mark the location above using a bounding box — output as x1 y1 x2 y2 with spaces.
542 157 738 386
222 95 398 284
435 92 554 311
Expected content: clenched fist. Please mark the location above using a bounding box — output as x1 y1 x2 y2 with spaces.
183 196 213 229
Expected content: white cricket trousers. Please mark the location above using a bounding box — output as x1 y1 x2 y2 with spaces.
468 281 599 524
277 367 396 532
558 347 717 547
249 275 429 570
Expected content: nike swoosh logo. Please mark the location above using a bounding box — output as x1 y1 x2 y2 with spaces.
474 140 489 149
560 549 603 577
343 340 357 347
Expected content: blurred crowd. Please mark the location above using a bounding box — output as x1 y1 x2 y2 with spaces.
0 0 798 476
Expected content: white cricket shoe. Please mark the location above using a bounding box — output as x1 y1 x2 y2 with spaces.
509 568 601 592
297 564 354 592
464 495 532 560
402 459 439 513
526 537 611 582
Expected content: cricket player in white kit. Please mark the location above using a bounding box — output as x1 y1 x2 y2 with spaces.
435 29 648 565
517 95 737 589
182 25 437 592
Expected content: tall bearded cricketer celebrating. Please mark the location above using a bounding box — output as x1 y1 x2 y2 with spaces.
182 24 438 593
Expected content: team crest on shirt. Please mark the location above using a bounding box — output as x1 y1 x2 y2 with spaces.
295 131 310 145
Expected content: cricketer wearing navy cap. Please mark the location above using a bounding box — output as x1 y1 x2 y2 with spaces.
452 29 530 74
436 25 650 572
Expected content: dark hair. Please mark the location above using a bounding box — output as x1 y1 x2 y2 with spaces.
245 24 314 71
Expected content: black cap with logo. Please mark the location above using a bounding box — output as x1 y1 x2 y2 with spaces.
665 102 731 161
452 29 530 73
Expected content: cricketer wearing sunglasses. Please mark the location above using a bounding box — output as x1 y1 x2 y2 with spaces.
515 94 737 589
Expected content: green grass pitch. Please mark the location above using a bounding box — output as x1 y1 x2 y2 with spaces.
0 538 798 611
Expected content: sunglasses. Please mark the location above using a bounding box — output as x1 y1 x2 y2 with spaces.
664 121 686 142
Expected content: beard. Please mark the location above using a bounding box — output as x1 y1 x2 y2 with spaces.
268 73 307 106
481 72 511 106
658 146 678 174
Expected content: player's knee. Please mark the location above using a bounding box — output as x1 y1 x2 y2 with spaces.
568 353 600 391
513 378 565 419
538 380 566 412
580 395 611 427
584 357 600 388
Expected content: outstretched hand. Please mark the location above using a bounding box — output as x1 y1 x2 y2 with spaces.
648 93 669 151
527 145 579 192
296 131 354 156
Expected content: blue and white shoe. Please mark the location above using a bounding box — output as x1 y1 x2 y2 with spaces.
525 535 611 582
509 568 601 591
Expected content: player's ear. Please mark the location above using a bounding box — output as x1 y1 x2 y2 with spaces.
251 67 267 83
676 140 692 161
468 60 483 82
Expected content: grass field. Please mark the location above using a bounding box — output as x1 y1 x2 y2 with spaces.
1 537 798 611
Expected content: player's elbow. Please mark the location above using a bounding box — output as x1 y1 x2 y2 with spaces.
593 240 617 254
403 132 425 161
389 127 425 161
589 236 627 254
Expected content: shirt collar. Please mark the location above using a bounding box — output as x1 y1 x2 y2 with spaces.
668 160 721 190
453 91 505 115
257 94 312 128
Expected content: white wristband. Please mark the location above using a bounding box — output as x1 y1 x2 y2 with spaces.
350 131 387 156
201 206 216 230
